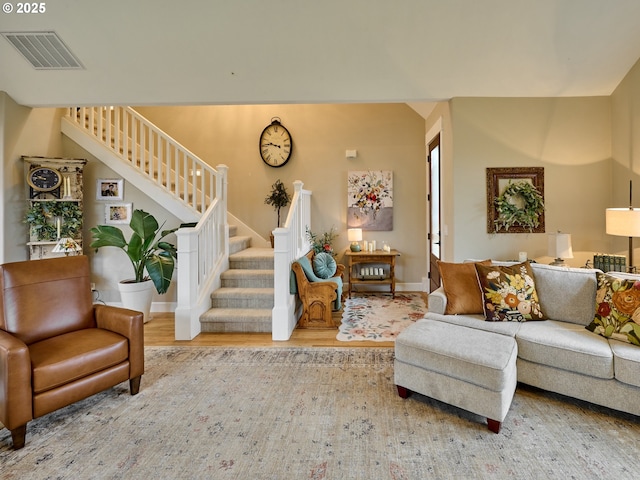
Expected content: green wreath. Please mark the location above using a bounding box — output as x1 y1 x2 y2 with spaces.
25 201 83 241
494 181 545 232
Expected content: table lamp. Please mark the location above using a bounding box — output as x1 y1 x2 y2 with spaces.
348 228 362 252
548 232 573 266
606 180 640 272
52 237 82 256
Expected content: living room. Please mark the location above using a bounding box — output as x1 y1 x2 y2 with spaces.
2 2 640 477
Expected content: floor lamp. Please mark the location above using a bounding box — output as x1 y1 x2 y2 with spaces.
606 181 640 272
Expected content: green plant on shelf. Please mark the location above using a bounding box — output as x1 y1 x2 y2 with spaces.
25 201 83 241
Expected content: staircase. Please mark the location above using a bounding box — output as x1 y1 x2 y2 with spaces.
200 226 275 332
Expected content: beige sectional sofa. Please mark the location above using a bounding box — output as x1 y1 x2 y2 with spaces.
395 262 640 431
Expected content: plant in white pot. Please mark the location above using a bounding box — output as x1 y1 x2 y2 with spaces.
90 209 178 322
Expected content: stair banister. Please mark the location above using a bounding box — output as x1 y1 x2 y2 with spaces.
272 180 312 340
64 107 216 218
175 164 229 340
62 107 230 339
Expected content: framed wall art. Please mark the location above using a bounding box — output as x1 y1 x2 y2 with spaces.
347 170 393 231
105 203 132 224
486 167 545 234
97 178 123 200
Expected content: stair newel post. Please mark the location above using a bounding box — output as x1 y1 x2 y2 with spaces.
175 225 201 340
272 226 290 340
272 180 312 341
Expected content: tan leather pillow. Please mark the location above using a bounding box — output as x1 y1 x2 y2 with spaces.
438 260 491 315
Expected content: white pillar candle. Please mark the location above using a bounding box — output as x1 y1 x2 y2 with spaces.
56 218 61 239
519 252 527 262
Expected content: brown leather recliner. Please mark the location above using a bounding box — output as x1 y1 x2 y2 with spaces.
0 255 144 449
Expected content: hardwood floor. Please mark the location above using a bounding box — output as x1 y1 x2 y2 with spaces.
144 312 393 347
144 292 427 348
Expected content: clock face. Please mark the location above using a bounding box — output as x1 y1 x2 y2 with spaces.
28 167 62 192
259 120 292 167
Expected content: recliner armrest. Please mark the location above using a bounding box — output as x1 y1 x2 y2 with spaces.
94 305 144 378
0 330 33 430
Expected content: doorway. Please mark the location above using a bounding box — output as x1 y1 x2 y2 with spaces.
428 133 441 292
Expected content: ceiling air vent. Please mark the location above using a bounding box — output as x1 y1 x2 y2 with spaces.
1 31 84 70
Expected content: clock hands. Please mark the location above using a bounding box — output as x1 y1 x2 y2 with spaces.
262 142 282 149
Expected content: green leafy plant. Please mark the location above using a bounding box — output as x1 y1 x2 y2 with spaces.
494 181 545 232
264 179 291 228
306 226 338 256
25 201 83 241
90 209 178 294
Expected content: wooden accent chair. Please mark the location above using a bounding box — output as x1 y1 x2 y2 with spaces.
291 250 345 329
0 255 144 449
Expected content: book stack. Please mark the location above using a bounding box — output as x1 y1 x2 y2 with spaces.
593 254 627 272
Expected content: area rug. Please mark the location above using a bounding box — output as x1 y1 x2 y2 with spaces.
2 346 639 480
337 293 427 341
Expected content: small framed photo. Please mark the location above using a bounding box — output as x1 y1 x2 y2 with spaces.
97 178 124 201
105 203 132 224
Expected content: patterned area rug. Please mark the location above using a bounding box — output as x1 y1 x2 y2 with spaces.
2 347 639 479
337 293 427 341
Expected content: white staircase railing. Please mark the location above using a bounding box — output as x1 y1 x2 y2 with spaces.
63 106 228 340
272 180 312 340
65 107 217 215
175 165 229 340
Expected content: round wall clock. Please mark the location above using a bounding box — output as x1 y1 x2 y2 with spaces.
259 118 292 167
27 166 62 192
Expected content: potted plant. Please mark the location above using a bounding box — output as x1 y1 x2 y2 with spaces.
90 209 178 322
264 179 291 247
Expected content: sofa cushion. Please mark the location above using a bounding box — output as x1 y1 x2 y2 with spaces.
516 320 614 379
609 339 640 387
313 252 337 279
585 272 640 346
475 261 547 322
438 260 491 315
425 312 522 337
530 264 599 326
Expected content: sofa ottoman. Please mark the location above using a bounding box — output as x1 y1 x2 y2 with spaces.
394 319 518 433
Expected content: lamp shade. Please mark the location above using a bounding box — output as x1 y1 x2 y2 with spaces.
605 208 640 237
347 228 362 242
52 237 81 254
548 232 573 259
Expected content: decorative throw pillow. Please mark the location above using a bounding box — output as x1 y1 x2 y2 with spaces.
586 272 640 346
313 252 337 279
475 261 546 322
438 260 491 314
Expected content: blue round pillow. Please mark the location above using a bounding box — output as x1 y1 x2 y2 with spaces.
313 252 337 279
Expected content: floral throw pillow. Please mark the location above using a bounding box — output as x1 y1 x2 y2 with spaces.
586 272 640 346
475 261 546 322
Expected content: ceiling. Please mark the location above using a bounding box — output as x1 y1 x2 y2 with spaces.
1 0 640 108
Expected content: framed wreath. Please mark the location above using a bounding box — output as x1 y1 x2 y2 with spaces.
25 201 83 241
486 167 545 233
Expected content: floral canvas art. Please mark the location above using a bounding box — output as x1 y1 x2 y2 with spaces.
347 170 393 231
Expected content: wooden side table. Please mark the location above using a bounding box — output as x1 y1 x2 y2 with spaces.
345 249 400 298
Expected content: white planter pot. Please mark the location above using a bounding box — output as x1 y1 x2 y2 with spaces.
118 279 154 323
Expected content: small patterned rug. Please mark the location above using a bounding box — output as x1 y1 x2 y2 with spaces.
336 293 427 341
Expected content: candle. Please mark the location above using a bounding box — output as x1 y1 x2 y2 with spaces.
56 218 61 239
